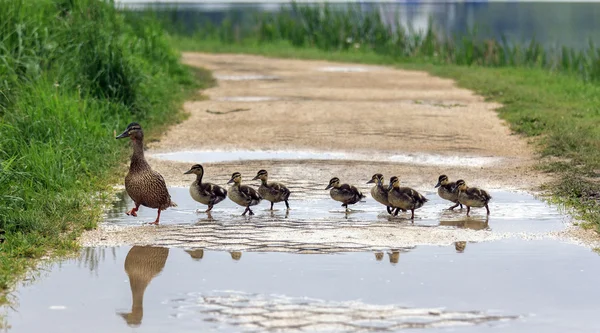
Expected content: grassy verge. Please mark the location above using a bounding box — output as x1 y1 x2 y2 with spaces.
168 35 600 229
0 0 213 301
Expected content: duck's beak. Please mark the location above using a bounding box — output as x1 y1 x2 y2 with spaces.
325 184 333 190
252 175 259 181
227 178 235 184
115 129 129 139
183 169 193 175
366 179 375 184
451 185 457 192
434 181 441 188
387 182 393 191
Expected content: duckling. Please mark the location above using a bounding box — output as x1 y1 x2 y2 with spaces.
116 123 176 225
325 177 366 212
434 174 463 210
184 164 227 213
227 172 262 216
387 176 428 219
252 169 291 210
367 173 402 215
453 179 491 217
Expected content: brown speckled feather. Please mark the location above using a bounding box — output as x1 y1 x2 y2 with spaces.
389 187 428 210
125 138 176 210
258 181 291 203
229 184 263 207
331 184 365 205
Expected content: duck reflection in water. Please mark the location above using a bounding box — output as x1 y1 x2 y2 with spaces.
439 216 489 231
388 251 400 264
118 246 169 327
230 251 242 261
186 248 204 260
455 241 467 253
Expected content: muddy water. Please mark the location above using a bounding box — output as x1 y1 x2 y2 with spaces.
7 241 600 333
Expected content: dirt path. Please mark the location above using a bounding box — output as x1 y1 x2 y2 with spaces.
148 52 547 191
80 52 592 250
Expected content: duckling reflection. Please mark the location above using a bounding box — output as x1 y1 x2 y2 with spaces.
388 251 400 264
186 248 204 261
374 252 384 261
118 246 169 327
439 216 489 230
230 251 242 261
455 241 467 253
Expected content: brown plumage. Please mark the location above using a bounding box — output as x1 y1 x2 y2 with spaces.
325 177 366 212
252 169 291 210
184 164 227 213
453 179 492 217
119 246 169 327
387 176 428 219
116 122 176 225
367 173 401 215
435 174 463 210
227 172 263 216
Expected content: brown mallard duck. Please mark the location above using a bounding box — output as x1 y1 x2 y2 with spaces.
184 164 227 213
325 177 365 212
119 246 169 327
367 173 401 215
452 179 492 217
227 172 263 216
116 122 176 225
387 176 428 219
435 174 463 210
252 169 291 210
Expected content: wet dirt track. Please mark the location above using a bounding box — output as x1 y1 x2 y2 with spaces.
5 53 600 333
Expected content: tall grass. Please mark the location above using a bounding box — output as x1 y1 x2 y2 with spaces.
0 0 201 293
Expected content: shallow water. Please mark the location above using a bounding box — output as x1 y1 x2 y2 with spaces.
104 187 567 235
149 150 502 167
7 241 600 333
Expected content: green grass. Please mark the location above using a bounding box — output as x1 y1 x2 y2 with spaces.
169 36 600 228
0 0 213 299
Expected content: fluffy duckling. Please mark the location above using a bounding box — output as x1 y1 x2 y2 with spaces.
227 172 262 216
116 122 176 225
325 177 366 212
435 174 463 210
367 173 401 215
184 164 227 213
453 179 491 217
252 169 291 210
387 176 428 219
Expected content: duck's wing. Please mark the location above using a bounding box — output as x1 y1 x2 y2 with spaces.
240 185 263 201
399 188 428 204
203 182 228 198
339 184 364 201
150 170 177 207
466 187 492 202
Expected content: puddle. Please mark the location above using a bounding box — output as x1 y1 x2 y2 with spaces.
215 96 282 102
317 66 377 72
149 150 503 167
85 186 570 252
7 241 600 333
214 74 280 81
